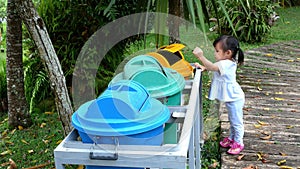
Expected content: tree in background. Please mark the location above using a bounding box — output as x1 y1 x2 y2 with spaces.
6 0 32 128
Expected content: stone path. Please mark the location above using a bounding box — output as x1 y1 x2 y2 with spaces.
220 40 300 169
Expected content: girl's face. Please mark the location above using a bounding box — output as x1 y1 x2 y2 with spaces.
214 42 232 62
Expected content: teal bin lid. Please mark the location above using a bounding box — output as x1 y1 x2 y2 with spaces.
111 55 185 98
72 80 170 136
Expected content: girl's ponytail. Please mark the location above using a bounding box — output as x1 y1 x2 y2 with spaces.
237 47 244 66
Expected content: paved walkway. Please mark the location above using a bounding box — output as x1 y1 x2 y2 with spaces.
220 40 300 168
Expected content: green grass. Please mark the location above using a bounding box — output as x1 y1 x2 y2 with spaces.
0 51 5 61
0 110 64 168
1 5 300 169
239 6 300 51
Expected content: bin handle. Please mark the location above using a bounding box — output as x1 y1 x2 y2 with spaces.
89 137 119 160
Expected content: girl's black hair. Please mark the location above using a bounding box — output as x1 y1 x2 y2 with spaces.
213 35 244 65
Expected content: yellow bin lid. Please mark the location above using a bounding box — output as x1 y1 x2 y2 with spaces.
147 44 193 78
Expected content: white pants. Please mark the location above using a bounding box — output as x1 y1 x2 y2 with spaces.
225 98 245 145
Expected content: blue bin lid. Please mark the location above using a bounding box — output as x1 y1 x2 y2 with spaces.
111 55 185 98
72 80 170 136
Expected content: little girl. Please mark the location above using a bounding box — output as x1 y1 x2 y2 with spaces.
193 35 245 155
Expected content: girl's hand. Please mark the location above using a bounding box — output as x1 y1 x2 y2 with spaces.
194 62 206 71
193 47 204 58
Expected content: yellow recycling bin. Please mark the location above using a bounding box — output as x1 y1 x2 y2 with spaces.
147 44 193 78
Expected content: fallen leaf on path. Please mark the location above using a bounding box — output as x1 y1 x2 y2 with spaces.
279 152 288 156
257 120 268 126
257 153 262 161
243 165 258 169
260 135 272 140
287 59 294 62
265 53 273 57
262 158 272 163
271 115 277 118
277 159 287 166
254 124 262 128
261 131 272 135
274 97 285 101
237 154 245 161
279 166 293 169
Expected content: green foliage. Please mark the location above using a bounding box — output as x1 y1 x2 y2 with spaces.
35 0 149 97
24 56 52 113
0 59 6 100
21 1 151 112
212 0 280 42
0 0 7 20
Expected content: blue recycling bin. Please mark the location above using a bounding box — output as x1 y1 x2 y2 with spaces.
72 80 170 169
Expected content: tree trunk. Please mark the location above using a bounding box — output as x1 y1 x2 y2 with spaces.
6 0 32 128
18 0 74 136
168 0 181 44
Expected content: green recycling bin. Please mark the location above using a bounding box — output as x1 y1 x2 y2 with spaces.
111 55 185 143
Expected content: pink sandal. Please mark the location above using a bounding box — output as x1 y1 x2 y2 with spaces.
220 137 233 148
227 141 244 155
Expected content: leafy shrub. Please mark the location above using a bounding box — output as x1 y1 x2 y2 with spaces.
214 0 280 42
0 60 7 114
35 0 151 97
21 0 152 112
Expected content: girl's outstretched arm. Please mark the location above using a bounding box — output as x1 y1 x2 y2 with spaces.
193 47 219 72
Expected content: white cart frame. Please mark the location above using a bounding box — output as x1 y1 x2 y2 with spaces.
54 69 203 169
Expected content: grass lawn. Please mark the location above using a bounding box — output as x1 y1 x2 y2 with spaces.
239 5 300 50
1 5 300 169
